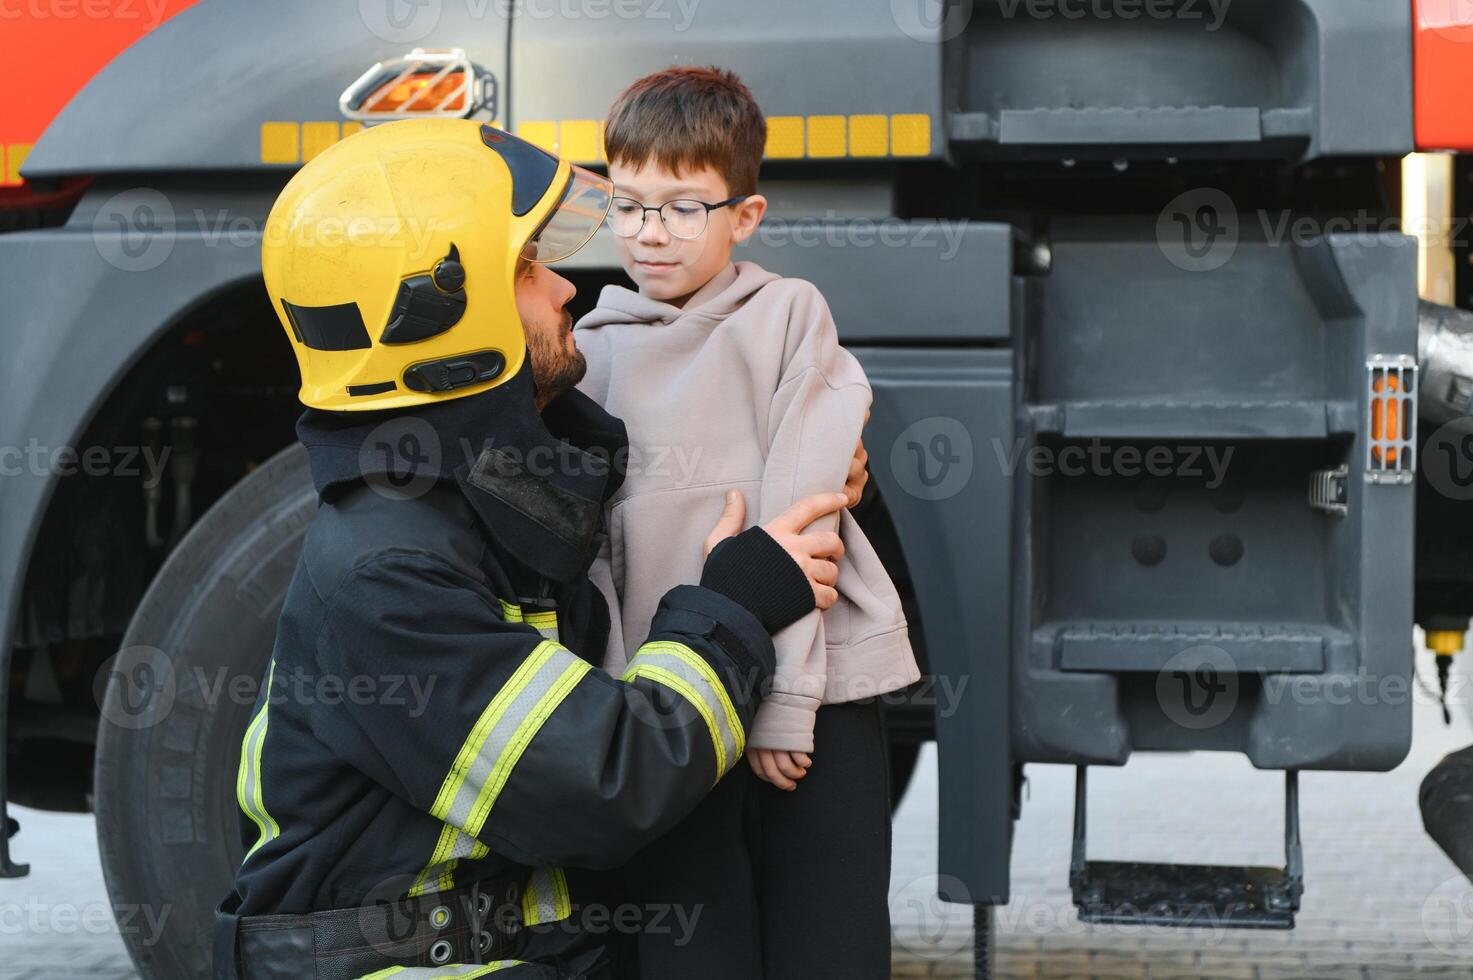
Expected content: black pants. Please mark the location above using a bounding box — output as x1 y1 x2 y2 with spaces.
622 698 893 980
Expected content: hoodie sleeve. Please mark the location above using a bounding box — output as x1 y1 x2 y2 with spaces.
752 282 874 753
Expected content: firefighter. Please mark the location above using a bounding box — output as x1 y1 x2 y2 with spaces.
213 118 849 979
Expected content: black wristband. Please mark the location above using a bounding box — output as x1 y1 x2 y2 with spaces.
700 527 816 634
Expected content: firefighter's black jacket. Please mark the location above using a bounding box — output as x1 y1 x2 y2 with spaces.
227 363 813 920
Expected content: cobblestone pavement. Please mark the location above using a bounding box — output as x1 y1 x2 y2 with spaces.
4 654 1473 979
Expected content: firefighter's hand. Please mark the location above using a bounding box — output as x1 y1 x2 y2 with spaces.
843 412 871 509
705 491 845 610
748 748 812 790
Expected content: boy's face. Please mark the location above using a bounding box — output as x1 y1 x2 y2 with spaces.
607 160 767 305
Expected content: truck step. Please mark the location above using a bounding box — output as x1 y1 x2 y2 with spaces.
1069 767 1302 930
1073 860 1295 928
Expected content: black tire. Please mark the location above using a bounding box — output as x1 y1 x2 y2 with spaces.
94 445 315 980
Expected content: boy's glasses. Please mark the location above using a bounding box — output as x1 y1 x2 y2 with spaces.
607 195 750 241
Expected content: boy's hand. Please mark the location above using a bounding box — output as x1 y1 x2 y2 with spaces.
843 410 871 509
748 748 812 790
704 491 845 610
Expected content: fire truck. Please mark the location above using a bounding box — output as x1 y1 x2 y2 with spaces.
4 1 1473 977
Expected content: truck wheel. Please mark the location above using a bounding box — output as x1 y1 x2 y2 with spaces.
94 444 314 980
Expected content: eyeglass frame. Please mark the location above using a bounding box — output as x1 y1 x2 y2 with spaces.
606 194 752 240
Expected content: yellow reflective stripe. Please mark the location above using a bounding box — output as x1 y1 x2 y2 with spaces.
412 643 590 896
357 963 524 978
499 599 523 623
623 663 727 778
429 643 557 819
639 642 744 751
412 643 560 895
238 660 280 861
466 656 590 835
522 867 571 925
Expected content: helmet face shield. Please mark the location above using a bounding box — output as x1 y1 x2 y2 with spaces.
522 166 613 263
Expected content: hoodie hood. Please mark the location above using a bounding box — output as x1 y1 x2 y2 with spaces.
576 261 781 330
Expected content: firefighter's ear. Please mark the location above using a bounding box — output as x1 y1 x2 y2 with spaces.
728 195 767 245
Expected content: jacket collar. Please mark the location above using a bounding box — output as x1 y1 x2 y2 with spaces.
296 362 626 582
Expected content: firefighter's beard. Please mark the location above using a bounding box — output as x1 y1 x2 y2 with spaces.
527 309 586 410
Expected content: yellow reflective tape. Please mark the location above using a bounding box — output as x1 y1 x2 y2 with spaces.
5 143 31 186
849 114 889 157
302 121 341 162
356 963 525 978
499 599 523 623
517 120 558 153
260 122 300 164
429 643 557 820
239 661 280 860
522 867 572 925
465 656 591 835
638 641 744 755
765 116 805 159
891 114 931 156
524 611 557 629
623 662 727 778
807 115 846 158
558 119 601 163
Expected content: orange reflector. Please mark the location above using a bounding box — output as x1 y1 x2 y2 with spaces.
362 70 468 114
1371 373 1401 465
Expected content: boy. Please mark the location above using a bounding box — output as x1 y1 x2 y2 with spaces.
575 67 920 978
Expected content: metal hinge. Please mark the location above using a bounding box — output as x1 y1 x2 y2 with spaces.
1309 465 1348 516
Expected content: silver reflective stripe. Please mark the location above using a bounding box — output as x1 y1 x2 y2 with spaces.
442 645 584 834
522 867 571 925
622 643 744 777
355 962 523 978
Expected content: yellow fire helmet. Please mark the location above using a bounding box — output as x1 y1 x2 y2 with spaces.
261 118 612 411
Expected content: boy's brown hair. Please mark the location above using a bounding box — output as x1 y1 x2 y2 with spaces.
604 66 766 197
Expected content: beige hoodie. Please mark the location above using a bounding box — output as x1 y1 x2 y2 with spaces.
574 261 919 753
